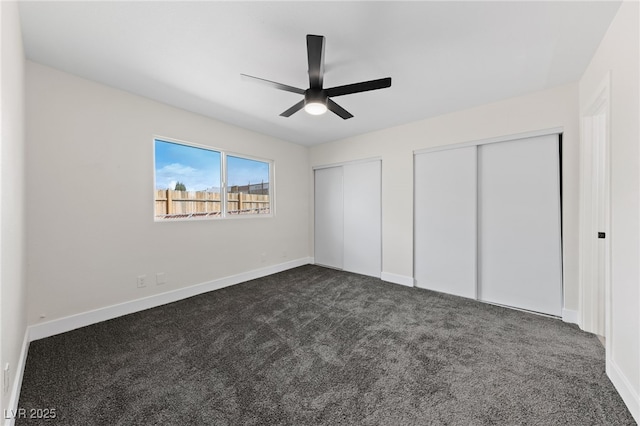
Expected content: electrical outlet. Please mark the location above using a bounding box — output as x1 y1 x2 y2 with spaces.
4 363 10 393
156 273 167 285
137 275 147 288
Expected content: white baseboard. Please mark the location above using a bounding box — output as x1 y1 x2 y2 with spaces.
607 358 640 423
29 257 312 341
3 330 30 426
561 308 579 325
380 272 414 287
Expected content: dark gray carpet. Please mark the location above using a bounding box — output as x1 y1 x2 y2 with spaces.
17 265 635 425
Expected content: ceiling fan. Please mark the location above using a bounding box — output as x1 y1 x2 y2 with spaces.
241 34 392 120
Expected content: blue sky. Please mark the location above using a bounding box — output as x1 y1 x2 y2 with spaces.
155 140 269 191
227 155 270 187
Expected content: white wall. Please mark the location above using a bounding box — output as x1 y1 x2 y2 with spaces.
0 0 27 417
579 1 640 421
25 62 309 325
310 83 580 314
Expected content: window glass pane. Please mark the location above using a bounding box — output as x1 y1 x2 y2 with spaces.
154 140 221 219
226 155 271 215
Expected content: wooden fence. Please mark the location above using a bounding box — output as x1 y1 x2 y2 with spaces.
155 190 270 218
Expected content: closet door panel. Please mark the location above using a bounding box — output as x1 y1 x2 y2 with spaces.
343 161 381 277
478 135 562 316
414 147 477 298
314 167 344 269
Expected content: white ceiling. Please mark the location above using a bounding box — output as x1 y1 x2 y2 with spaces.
19 1 621 146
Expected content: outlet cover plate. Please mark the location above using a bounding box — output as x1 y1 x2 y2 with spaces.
156 273 167 285
137 275 146 288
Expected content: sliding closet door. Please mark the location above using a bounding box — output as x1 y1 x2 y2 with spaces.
314 167 343 269
414 147 477 298
478 135 562 316
343 161 381 277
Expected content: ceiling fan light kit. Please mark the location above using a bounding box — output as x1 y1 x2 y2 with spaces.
242 34 392 119
304 90 328 115
304 102 328 116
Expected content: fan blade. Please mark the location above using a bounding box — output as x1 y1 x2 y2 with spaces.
280 100 305 117
307 35 325 89
327 99 353 120
326 77 392 97
241 74 305 95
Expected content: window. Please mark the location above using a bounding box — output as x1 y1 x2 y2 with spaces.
154 138 272 220
226 155 271 215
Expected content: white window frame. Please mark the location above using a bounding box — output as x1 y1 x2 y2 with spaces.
153 136 274 221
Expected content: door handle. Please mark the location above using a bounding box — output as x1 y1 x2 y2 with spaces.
598 232 606 239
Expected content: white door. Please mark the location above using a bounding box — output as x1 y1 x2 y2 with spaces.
594 113 608 335
343 161 381 277
314 166 344 269
580 110 609 336
414 147 477 298
478 135 562 316
593 113 609 336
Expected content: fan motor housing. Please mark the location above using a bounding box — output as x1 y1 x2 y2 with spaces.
304 89 328 107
